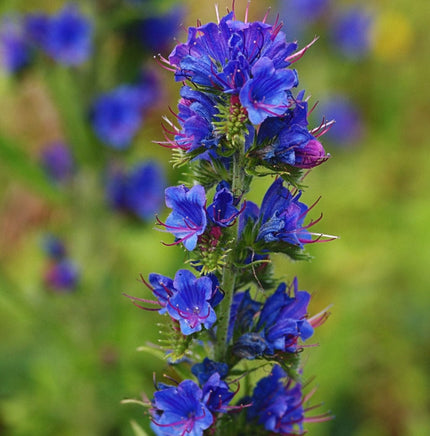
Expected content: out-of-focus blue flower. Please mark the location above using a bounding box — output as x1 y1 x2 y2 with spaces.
44 259 79 292
138 7 184 54
42 234 67 260
257 178 313 248
161 184 207 251
332 7 374 59
279 0 330 40
105 164 128 211
167 269 217 335
91 86 144 149
150 379 213 436
105 161 166 220
125 161 166 220
26 4 92 66
0 16 32 74
191 358 229 385
40 142 75 183
318 96 363 145
247 365 305 434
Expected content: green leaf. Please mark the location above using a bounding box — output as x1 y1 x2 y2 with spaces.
43 66 99 167
0 133 62 203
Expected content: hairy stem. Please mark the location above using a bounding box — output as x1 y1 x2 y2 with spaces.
214 149 247 362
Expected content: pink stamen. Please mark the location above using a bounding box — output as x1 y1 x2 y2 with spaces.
286 36 319 64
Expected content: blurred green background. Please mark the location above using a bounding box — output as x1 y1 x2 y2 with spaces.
0 0 429 435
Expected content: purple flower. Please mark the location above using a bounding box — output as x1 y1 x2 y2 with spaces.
161 184 207 251
206 183 240 227
168 12 297 92
44 259 79 292
39 142 75 183
257 178 315 248
256 280 314 354
150 379 213 436
166 12 304 127
256 91 329 169
166 85 220 154
229 279 314 358
202 372 235 413
91 85 144 149
332 7 374 59
247 365 305 434
239 57 298 125
167 269 217 335
228 289 262 341
147 272 175 314
192 358 229 385
0 16 31 73
27 4 92 66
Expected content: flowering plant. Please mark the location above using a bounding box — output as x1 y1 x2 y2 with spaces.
126 4 335 435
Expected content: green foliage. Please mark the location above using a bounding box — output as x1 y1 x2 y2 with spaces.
0 133 62 203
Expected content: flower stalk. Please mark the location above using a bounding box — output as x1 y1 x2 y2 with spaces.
127 5 335 435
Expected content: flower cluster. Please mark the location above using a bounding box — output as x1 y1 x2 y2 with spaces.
127 5 334 435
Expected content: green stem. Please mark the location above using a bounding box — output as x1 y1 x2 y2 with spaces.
214 150 247 362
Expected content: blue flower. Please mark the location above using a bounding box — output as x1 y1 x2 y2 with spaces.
229 280 314 358
44 259 79 292
228 289 262 341
168 12 298 93
138 7 184 53
167 269 217 335
150 379 213 436
170 86 220 154
192 358 229 385
147 272 175 314
256 280 314 354
91 85 143 149
39 142 75 183
105 164 128 212
161 184 207 251
202 372 235 413
257 178 314 248
239 57 298 125
247 365 305 434
256 91 329 169
42 234 67 260
206 183 240 227
27 4 92 66
0 16 32 74
318 95 363 145
125 161 166 220
332 7 374 59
